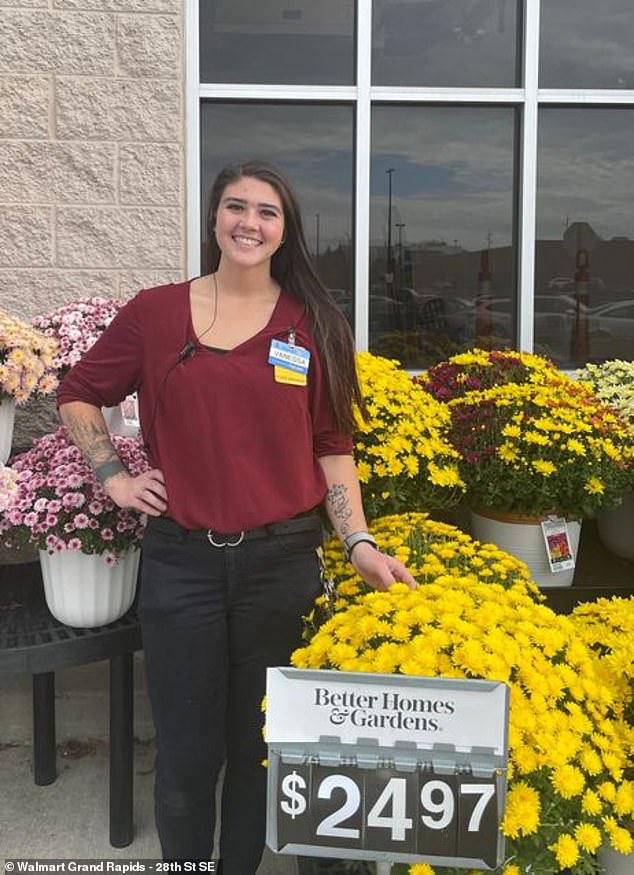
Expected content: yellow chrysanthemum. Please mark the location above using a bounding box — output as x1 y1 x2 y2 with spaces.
549 833 580 868
501 781 541 838
532 459 556 476
584 476 605 495
574 822 602 853
552 764 585 798
604 816 634 854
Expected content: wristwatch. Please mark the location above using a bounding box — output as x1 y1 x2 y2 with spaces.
342 531 378 561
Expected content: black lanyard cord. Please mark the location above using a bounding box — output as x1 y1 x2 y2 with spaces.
141 342 195 454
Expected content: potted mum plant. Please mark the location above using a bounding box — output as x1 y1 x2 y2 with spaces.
420 349 634 587
575 359 634 561
354 352 465 520
0 308 59 463
571 596 634 875
0 426 149 628
292 513 634 875
32 296 138 436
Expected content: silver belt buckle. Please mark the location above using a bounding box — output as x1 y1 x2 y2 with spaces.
207 530 245 548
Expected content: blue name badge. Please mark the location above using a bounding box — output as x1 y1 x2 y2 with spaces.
268 339 311 375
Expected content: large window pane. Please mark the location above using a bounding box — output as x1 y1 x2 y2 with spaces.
372 0 520 87
199 0 355 85
200 103 354 321
535 108 634 368
540 1 634 89
370 106 517 368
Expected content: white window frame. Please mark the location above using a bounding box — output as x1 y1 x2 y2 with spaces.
186 0 634 356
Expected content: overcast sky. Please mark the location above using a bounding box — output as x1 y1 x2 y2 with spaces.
199 2 633 252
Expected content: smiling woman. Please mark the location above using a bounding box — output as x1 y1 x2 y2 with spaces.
56 159 415 873
199 102 355 324
213 177 285 270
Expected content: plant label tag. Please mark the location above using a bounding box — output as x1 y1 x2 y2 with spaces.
120 392 140 428
268 339 310 375
541 517 575 573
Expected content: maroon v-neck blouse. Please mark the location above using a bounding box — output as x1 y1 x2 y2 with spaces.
58 281 353 532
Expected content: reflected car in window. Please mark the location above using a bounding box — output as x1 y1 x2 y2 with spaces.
547 275 575 291
588 301 634 339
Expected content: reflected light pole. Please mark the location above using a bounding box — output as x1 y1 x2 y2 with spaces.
396 221 405 286
314 212 320 270
570 248 590 365
386 168 395 295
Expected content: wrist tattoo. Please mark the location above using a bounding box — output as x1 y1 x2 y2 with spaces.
326 483 353 539
64 413 122 473
95 460 126 485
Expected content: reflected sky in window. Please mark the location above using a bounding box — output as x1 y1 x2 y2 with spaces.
535 108 634 366
370 107 516 252
372 0 519 87
537 109 634 243
540 0 634 89
199 0 355 85
200 103 355 316
369 106 517 367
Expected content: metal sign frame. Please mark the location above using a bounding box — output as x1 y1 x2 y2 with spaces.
266 667 509 870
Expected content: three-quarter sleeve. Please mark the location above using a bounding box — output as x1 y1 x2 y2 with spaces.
308 344 354 457
57 295 143 409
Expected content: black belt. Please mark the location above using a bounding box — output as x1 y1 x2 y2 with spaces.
148 511 322 548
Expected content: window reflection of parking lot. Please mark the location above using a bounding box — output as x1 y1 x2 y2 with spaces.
370 284 634 368
585 300 634 362
369 289 517 368
533 293 634 365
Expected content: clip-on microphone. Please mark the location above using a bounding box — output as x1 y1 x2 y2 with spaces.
178 339 196 362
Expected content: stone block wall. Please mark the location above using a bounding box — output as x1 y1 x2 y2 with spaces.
0 2 187 721
0 0 186 323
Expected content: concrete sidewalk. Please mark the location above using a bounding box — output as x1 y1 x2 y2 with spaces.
0 739 296 873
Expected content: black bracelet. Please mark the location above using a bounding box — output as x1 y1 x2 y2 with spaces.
94 459 126 485
343 531 378 561
347 538 378 560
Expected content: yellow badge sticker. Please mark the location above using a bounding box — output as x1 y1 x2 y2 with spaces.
274 365 307 386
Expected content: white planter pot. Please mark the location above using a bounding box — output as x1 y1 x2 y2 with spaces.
597 492 634 561
39 547 140 628
597 844 634 875
0 396 16 464
470 508 581 588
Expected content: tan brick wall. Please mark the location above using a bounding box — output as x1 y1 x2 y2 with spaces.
0 1 185 324
0 0 185 448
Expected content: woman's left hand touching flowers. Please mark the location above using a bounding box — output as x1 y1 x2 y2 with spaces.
350 542 417 591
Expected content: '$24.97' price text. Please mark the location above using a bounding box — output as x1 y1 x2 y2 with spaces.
274 762 502 868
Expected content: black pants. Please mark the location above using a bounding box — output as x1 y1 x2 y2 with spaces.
139 516 323 874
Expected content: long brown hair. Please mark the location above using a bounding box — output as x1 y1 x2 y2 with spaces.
205 160 366 434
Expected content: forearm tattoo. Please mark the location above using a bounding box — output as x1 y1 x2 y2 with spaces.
63 413 125 484
326 483 353 539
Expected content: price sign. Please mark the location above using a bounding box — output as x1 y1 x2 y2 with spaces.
266 668 509 870
274 762 501 869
